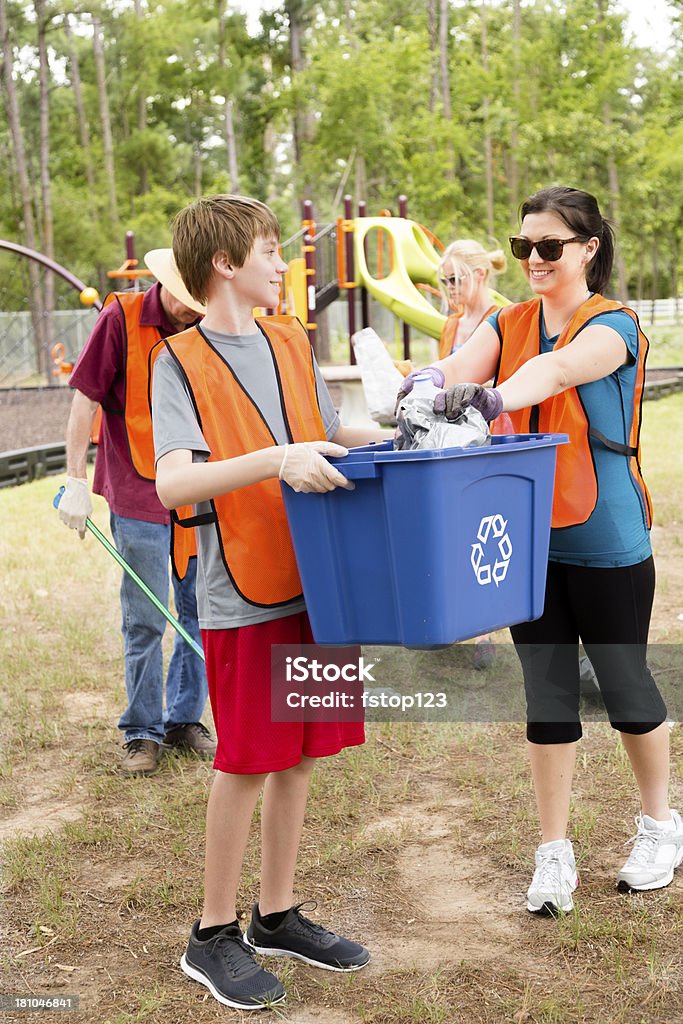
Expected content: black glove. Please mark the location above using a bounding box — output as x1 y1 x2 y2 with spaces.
433 383 504 422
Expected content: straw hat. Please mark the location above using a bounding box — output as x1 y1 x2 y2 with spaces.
144 248 206 315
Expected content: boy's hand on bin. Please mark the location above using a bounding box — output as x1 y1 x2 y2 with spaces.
279 442 355 493
395 366 445 407
434 384 503 422
57 476 93 539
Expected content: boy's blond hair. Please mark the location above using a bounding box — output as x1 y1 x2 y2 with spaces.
172 194 280 304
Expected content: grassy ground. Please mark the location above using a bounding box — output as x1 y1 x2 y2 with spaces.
645 324 683 368
1 396 682 1023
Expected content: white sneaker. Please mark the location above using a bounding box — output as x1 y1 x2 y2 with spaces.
616 810 683 892
527 839 579 915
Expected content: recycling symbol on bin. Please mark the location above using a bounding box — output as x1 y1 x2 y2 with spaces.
470 514 513 587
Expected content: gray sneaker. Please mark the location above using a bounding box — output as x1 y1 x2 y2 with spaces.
246 902 370 972
617 810 683 892
180 921 285 1010
527 839 578 915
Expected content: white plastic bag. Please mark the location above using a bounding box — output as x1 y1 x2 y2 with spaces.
351 327 405 424
395 377 490 451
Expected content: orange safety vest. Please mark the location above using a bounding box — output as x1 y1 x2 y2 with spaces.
100 291 162 479
90 405 103 445
492 294 652 529
438 305 499 361
160 316 326 606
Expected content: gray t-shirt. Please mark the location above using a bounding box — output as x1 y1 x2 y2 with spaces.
152 325 340 629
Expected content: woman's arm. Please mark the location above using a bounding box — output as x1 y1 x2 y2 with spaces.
496 324 628 412
433 322 501 387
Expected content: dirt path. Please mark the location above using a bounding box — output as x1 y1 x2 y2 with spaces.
3 700 682 1024
3 445 682 1023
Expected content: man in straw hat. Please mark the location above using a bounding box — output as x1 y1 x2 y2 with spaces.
58 250 214 775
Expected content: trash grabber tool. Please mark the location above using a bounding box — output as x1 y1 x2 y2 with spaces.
53 486 205 662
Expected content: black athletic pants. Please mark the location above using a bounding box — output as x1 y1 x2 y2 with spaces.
510 556 667 744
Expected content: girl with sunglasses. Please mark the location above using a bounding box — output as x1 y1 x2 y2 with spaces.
436 239 507 360
436 239 507 670
398 185 681 916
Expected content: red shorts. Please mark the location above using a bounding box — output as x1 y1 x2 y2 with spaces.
201 611 365 774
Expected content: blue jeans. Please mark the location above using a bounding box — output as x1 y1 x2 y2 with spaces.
110 513 208 744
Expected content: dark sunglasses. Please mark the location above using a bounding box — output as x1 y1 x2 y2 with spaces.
439 274 466 287
509 236 586 262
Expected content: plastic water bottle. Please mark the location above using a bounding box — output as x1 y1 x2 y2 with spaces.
410 372 441 400
395 372 442 450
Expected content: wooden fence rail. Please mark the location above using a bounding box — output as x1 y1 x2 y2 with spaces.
628 298 683 325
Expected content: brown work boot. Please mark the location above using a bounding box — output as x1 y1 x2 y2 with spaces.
121 738 161 775
163 722 216 758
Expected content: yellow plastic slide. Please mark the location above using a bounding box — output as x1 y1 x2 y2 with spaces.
353 217 508 340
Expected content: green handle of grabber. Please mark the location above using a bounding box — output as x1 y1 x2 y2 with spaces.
53 486 205 662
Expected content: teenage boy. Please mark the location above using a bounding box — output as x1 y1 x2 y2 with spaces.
152 194 387 1010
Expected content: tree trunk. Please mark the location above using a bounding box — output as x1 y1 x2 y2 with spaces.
0 0 47 379
439 0 455 180
92 14 118 229
134 0 148 194
509 0 521 220
354 152 367 205
36 0 55 382
427 0 437 113
193 146 203 197
670 236 680 323
217 0 239 191
286 0 305 166
65 16 95 189
225 99 239 192
605 130 628 301
480 0 494 239
438 0 451 120
595 1 627 301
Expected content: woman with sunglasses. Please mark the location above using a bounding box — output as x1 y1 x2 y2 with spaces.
398 185 681 916
436 239 507 670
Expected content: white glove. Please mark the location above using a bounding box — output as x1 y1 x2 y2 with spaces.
279 442 355 493
58 477 93 539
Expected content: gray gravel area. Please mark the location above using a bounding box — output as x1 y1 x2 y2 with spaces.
0 386 73 452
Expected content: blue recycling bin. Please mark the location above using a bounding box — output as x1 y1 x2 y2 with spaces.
281 435 568 647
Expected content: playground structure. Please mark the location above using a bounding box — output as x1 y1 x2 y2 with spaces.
278 195 508 364
1 197 511 436
2 201 682 487
0 197 510 390
267 194 509 425
2 192 682 390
